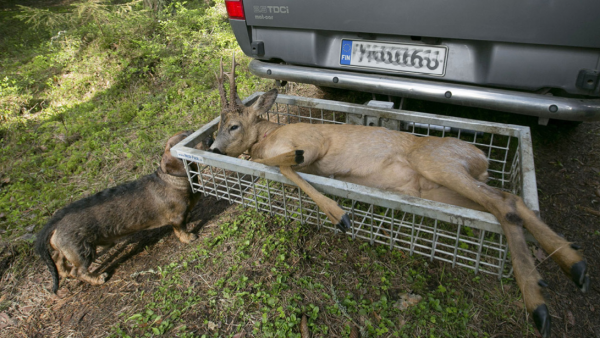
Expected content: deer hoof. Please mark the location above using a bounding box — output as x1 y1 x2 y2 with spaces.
571 260 589 292
294 150 304 165
532 304 551 338
336 214 351 233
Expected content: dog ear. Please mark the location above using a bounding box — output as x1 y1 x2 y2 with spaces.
161 132 190 176
161 151 186 176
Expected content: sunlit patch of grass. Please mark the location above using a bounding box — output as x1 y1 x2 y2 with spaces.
0 0 272 240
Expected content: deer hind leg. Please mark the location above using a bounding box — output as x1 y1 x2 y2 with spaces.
413 156 587 337
515 200 589 292
419 168 552 335
419 168 587 291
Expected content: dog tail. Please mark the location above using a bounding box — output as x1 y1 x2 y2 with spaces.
34 218 61 294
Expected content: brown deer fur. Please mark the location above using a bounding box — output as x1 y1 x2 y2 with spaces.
209 57 589 338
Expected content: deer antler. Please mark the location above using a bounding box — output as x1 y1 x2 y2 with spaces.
225 52 240 109
215 57 228 110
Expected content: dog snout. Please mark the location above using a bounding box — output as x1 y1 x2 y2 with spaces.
203 136 214 148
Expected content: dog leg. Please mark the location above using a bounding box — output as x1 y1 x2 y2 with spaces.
60 245 109 286
51 250 72 278
72 267 109 285
173 225 197 243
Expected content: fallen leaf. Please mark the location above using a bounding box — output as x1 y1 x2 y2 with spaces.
25 225 36 232
0 312 16 327
373 311 381 322
20 306 33 314
349 325 360 338
300 314 309 338
398 316 406 327
16 233 34 241
55 133 67 143
232 332 246 338
590 305 595 312
535 247 547 262
394 293 422 311
56 288 70 299
565 310 575 326
207 321 217 330
1 178 9 185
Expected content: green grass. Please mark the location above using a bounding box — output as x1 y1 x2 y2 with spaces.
0 0 270 240
106 207 524 337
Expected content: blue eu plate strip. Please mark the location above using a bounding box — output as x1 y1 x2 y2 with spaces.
340 40 352 65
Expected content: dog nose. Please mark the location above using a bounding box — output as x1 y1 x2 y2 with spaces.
203 137 214 148
212 148 222 155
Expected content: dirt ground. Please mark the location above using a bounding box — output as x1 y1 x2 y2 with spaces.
1 85 599 337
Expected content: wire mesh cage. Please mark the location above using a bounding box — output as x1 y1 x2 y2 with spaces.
171 93 538 279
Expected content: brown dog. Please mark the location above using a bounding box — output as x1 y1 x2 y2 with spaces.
35 131 201 293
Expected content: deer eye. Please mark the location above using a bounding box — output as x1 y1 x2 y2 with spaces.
230 125 239 131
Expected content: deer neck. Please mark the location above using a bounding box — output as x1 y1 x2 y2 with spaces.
250 119 282 154
255 119 281 142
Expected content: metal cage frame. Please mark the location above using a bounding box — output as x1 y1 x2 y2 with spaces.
171 93 538 279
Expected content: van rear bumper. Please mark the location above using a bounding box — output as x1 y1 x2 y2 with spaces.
249 59 600 122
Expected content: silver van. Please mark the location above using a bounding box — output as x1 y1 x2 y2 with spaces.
224 0 600 122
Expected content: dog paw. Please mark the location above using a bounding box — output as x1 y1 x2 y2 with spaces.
99 273 109 284
178 232 198 244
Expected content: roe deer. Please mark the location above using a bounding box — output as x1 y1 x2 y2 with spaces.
209 56 589 338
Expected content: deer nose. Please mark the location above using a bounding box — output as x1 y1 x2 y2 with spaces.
212 148 222 155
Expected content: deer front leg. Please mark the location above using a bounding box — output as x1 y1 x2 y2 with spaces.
254 150 350 232
279 165 351 232
254 150 305 167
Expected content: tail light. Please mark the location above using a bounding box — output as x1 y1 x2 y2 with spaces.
225 0 245 20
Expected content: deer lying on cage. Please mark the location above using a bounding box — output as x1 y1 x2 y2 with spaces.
208 56 589 338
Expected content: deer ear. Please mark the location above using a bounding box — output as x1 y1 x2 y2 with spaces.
250 89 278 116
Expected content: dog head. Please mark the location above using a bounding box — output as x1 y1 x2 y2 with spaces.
160 131 193 177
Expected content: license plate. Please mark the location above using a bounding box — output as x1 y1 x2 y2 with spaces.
340 39 448 76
